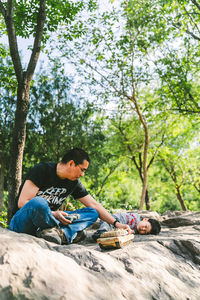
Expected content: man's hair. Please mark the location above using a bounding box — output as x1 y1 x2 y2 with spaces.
61 148 90 165
148 219 161 235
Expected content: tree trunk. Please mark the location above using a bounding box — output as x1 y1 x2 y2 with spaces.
130 96 149 210
137 172 151 210
132 155 150 210
139 122 149 210
176 186 187 211
145 188 150 210
7 80 30 222
0 156 5 211
162 162 187 212
4 0 46 223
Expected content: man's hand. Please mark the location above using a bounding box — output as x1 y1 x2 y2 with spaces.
52 211 72 225
115 222 134 234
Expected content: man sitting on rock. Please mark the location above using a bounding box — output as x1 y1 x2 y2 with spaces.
92 212 161 241
9 148 133 245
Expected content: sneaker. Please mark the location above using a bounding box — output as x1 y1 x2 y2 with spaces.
36 227 68 245
73 230 86 243
92 229 107 242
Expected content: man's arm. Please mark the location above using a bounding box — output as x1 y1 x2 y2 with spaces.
78 194 133 234
18 180 39 208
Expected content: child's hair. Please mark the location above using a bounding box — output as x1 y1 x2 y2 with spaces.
148 219 161 235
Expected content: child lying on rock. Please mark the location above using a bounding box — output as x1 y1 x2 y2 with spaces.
92 212 161 241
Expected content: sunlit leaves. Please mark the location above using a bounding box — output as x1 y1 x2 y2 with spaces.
0 44 17 93
1 0 96 42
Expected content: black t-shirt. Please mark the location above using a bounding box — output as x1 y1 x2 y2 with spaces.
13 162 88 215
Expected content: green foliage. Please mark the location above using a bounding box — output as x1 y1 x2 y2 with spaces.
12 0 95 41
0 44 17 92
0 45 17 191
124 0 200 114
0 192 8 228
22 60 109 189
155 41 200 113
61 195 85 211
0 210 8 228
158 198 182 214
159 0 200 41
55 0 200 212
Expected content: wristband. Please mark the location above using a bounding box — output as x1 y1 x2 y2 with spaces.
113 220 119 228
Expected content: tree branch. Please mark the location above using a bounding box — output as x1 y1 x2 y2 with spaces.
117 116 134 157
96 163 119 197
191 0 200 12
185 28 200 41
131 155 142 179
0 0 6 18
5 0 23 83
184 6 200 35
84 60 129 98
147 134 165 169
173 21 200 41
26 0 46 81
193 183 200 193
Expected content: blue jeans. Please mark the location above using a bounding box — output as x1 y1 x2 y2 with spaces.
9 197 99 243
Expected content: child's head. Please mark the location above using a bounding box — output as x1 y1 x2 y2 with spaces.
137 217 161 235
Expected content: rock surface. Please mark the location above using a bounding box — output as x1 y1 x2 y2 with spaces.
0 211 200 300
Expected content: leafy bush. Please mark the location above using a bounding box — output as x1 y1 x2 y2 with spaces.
0 210 8 228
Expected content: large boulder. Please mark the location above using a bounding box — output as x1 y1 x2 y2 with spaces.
0 211 200 300
161 211 200 228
